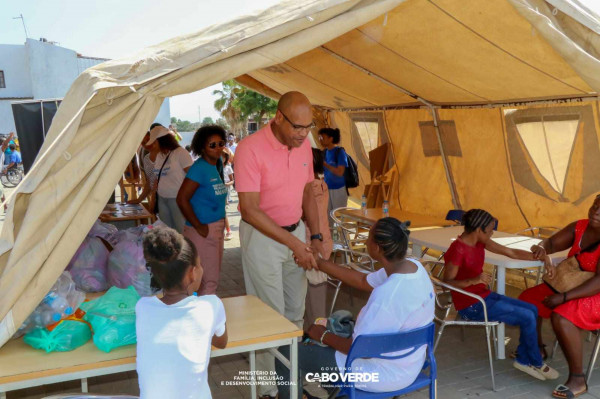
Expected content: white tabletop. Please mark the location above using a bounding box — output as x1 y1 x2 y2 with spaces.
410 226 569 268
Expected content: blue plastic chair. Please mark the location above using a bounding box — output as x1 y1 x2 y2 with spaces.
332 323 437 399
445 209 464 224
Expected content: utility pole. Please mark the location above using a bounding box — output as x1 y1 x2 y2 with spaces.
197 106 201 124
13 14 29 39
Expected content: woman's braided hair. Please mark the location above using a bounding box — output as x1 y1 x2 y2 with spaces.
462 209 496 234
143 227 198 290
372 217 411 260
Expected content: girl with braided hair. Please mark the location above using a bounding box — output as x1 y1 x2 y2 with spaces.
136 227 228 399
275 217 435 397
443 209 558 381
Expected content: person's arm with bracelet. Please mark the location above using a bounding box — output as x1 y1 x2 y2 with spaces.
302 182 325 258
176 178 209 237
306 323 352 354
239 191 317 270
530 222 577 258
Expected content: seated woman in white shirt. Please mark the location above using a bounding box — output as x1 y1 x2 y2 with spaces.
276 217 435 398
136 227 228 399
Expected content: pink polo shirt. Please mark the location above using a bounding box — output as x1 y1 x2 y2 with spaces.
234 122 314 226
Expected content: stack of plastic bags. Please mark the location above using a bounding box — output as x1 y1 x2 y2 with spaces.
67 220 160 296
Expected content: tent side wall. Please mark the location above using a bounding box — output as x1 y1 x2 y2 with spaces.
327 101 600 232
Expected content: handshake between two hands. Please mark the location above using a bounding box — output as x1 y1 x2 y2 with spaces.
291 240 326 271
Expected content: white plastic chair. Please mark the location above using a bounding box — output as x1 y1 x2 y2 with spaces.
426 261 498 391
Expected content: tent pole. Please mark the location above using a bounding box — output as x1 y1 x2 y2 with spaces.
320 46 461 208
429 106 461 209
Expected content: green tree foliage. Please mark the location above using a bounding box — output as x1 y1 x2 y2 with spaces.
171 118 197 132
213 80 277 137
215 118 230 130
201 116 215 126
234 90 277 130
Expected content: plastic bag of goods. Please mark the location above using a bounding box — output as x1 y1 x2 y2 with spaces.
66 236 110 292
107 239 153 296
88 220 118 240
17 272 86 336
24 311 92 353
106 225 148 247
80 286 140 352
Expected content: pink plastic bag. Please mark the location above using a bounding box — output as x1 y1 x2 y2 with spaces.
66 236 110 292
88 220 118 240
106 225 147 247
107 240 153 296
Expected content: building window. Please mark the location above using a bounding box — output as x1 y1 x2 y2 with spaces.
0 71 5 88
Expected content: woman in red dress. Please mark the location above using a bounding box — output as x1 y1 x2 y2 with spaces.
519 194 600 398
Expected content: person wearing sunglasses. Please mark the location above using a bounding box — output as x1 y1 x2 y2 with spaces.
148 125 194 233
177 125 228 295
234 91 323 399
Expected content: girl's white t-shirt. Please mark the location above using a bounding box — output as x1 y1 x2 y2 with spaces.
153 147 194 198
335 259 435 393
136 295 226 399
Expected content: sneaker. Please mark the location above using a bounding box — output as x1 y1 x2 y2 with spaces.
224 231 233 241
513 361 553 381
535 363 559 380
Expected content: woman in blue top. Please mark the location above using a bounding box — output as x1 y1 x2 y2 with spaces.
318 128 348 221
177 125 228 295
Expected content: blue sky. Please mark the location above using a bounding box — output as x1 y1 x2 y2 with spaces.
1 0 280 122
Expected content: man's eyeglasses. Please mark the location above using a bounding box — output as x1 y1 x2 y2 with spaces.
208 140 226 149
279 110 316 132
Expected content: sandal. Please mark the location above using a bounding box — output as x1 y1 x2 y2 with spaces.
552 373 588 398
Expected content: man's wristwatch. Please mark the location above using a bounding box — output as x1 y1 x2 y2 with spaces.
310 233 323 241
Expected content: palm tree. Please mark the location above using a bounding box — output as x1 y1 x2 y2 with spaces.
213 80 247 137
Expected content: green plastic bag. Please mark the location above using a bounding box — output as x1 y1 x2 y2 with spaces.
80 286 140 353
24 320 92 353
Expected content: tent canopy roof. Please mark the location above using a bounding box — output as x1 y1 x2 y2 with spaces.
240 0 600 108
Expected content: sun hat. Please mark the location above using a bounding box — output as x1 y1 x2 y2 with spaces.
146 125 171 145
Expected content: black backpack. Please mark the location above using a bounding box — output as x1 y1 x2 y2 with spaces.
335 147 359 189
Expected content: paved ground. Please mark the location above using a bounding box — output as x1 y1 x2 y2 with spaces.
4 189 600 398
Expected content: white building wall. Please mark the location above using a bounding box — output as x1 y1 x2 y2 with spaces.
26 39 80 100
0 39 171 134
0 102 16 134
77 57 105 74
155 98 171 127
0 45 32 98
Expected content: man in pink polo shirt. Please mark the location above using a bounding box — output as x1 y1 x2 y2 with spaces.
235 91 324 399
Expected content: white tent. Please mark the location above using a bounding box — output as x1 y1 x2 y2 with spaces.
2 0 600 347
